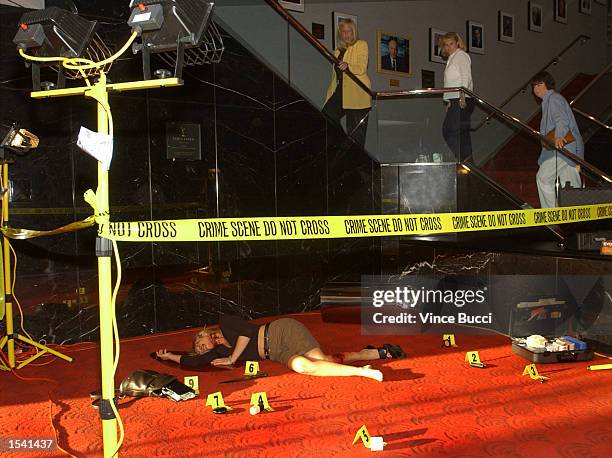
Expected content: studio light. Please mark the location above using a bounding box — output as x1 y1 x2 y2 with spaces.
12 6 113 90
127 0 224 79
1 124 39 155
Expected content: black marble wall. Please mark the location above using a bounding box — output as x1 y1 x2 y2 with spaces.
0 3 380 343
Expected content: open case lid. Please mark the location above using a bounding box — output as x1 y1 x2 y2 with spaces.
509 296 576 339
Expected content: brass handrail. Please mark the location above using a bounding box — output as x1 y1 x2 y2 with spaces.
569 60 612 130
472 34 590 131
573 108 612 131
569 60 612 106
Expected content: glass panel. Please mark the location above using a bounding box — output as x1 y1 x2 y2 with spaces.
373 96 452 164
214 0 289 80
373 89 611 214
288 26 330 112
571 71 612 176
571 72 612 124
582 123 611 176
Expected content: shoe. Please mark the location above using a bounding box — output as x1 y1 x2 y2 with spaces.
365 343 407 359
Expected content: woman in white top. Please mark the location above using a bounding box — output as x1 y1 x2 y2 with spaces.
441 32 474 161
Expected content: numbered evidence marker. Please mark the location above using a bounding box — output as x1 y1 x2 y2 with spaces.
522 364 549 382
465 351 486 368
184 376 199 394
442 334 458 347
206 391 233 412
244 361 259 377
250 392 273 412
352 424 371 449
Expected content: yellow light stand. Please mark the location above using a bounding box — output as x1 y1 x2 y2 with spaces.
28 73 183 457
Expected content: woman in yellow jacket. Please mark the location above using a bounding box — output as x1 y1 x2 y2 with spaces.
323 19 372 150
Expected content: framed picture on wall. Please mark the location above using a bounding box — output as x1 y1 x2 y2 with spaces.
377 31 411 76
429 28 447 64
311 22 324 39
421 69 435 89
279 0 304 13
499 11 516 43
467 21 485 53
554 0 568 23
529 2 543 32
579 0 592 14
331 11 358 50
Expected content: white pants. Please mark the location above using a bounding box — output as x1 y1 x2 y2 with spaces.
536 156 581 208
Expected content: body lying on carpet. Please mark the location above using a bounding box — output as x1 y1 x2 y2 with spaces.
155 314 406 382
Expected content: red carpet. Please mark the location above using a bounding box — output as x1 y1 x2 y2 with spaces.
1 312 611 457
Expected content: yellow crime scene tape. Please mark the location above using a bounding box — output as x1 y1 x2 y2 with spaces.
3 200 611 243
1 216 95 239
91 203 612 243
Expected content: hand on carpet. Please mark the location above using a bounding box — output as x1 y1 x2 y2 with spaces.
156 349 172 360
155 349 182 364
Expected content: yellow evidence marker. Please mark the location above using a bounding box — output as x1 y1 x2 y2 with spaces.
206 391 233 412
442 334 458 347
244 361 260 376
352 424 371 449
465 351 486 368
250 392 273 412
522 364 549 382
184 376 199 394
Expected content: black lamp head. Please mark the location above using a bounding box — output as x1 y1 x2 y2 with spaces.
13 6 97 57
128 0 213 51
12 7 117 90
128 1 222 80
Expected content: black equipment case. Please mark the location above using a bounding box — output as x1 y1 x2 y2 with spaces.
509 297 593 363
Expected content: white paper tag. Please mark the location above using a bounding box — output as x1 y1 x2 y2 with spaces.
133 12 152 23
77 126 113 170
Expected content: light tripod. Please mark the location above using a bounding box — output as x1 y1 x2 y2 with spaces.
0 148 72 370
27 71 182 457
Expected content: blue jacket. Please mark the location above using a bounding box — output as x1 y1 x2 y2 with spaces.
538 90 583 166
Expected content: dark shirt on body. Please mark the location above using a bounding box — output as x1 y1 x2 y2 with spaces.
180 314 260 368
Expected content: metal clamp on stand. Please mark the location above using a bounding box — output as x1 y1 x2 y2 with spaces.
96 237 113 258
98 398 118 420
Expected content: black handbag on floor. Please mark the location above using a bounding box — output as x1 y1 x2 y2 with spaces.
120 369 196 401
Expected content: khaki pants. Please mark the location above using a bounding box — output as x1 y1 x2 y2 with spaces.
268 318 320 366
